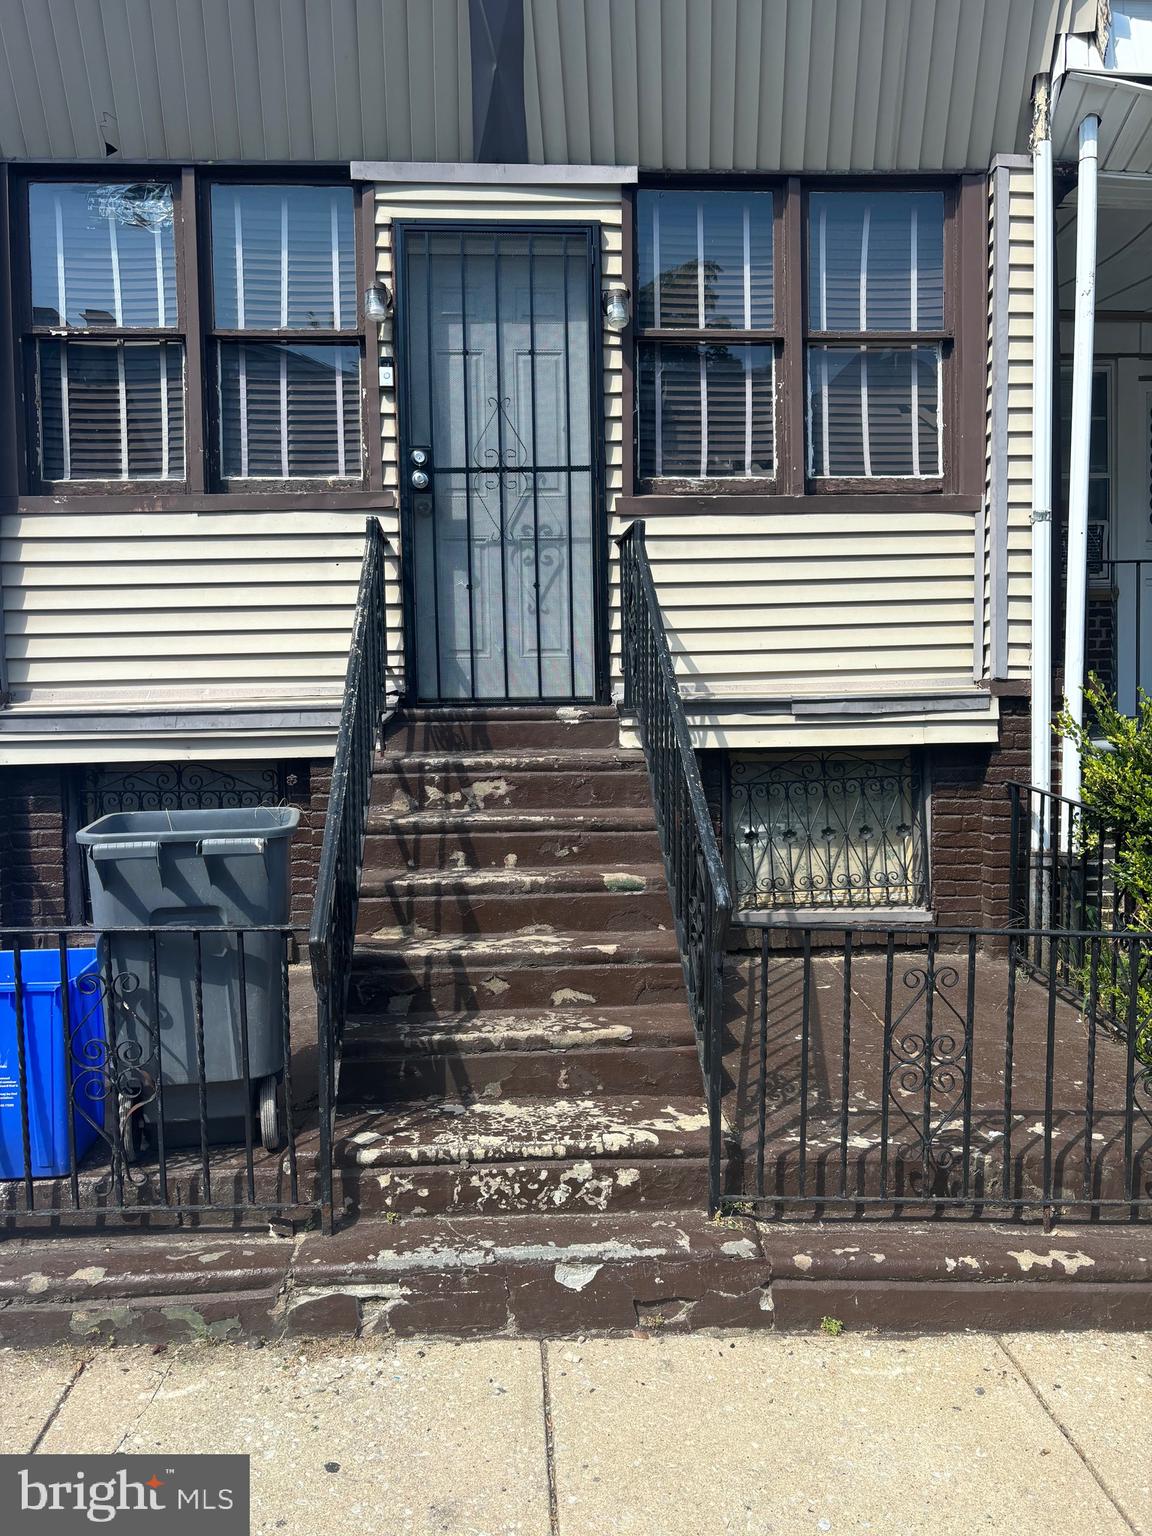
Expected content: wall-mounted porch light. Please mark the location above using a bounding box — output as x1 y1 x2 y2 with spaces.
602 285 631 332
364 281 393 321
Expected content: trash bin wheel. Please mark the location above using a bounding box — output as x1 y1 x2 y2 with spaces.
258 1074 283 1153
118 1090 148 1165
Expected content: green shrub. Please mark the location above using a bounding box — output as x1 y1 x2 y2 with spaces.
1056 677 1152 1064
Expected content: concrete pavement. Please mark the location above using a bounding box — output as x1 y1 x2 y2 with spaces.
1 1331 1147 1535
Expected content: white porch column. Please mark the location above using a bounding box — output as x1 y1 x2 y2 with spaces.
1030 88 1054 852
1060 112 1101 838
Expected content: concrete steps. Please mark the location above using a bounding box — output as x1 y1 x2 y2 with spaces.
341 703 704 1217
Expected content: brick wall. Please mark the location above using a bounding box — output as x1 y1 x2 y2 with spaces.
288 761 330 930
928 696 1030 929
0 766 69 928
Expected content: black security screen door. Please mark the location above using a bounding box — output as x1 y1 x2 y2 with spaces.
400 228 600 701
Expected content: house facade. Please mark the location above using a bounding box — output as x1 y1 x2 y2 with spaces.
0 0 1108 934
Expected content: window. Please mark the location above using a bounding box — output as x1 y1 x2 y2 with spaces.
728 751 928 910
209 184 361 483
632 181 962 492
635 190 776 481
19 174 367 493
806 190 945 479
26 181 185 483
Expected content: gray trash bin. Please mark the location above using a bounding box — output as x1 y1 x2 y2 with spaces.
76 807 300 1152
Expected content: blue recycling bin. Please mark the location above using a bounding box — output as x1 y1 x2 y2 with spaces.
0 948 103 1179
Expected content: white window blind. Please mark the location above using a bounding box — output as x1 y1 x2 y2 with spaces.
37 340 185 481
218 342 360 479
806 190 944 478
638 343 774 479
211 185 356 330
210 185 361 480
29 183 177 329
637 190 774 331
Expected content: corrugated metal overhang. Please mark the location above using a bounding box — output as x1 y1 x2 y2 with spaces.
1053 70 1152 172
0 0 472 161
0 0 1061 172
522 0 1062 172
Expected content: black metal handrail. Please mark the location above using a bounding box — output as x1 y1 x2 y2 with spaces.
309 518 390 1229
1007 781 1134 990
618 520 732 1208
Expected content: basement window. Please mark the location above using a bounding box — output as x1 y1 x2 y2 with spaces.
728 750 928 910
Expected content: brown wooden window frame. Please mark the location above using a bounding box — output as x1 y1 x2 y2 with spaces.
9 165 384 502
630 174 986 502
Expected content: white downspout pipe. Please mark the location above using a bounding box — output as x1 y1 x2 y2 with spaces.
1060 113 1101 844
1030 84 1054 864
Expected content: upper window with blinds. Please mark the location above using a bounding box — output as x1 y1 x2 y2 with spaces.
209 185 361 483
635 189 776 482
27 181 184 483
806 189 945 480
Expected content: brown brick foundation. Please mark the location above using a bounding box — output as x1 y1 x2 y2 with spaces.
928 694 1031 929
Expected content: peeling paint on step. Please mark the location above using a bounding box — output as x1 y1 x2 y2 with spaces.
792 1254 813 1272
601 872 646 891
1006 1248 1095 1275
481 976 512 996
554 1262 602 1291
504 853 518 869
556 706 591 723
551 988 596 1006
67 1266 107 1285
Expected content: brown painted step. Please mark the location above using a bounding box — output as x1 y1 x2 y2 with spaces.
341 1002 700 1099
384 705 620 753
356 866 673 935
365 809 662 873
349 929 685 1012
373 755 651 812
330 1094 710 1175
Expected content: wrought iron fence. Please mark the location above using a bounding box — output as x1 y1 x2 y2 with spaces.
618 520 732 1204
0 925 305 1221
1007 781 1131 989
729 751 928 909
723 923 1152 1219
309 519 390 1231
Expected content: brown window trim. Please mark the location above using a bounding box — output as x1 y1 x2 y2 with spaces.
628 173 986 501
632 184 782 490
14 167 190 496
8 164 381 499
202 174 369 493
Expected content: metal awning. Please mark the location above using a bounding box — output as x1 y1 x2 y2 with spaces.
0 0 1061 172
1053 70 1152 173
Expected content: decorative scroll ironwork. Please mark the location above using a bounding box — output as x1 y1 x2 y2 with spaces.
730 752 927 909
618 521 732 1210
81 762 291 818
66 963 159 1192
883 957 973 1189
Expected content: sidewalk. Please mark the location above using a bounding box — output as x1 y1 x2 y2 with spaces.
2 1332 1148 1535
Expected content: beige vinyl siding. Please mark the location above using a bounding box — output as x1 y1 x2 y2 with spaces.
372 180 626 690
0 506 399 715
1004 165 1035 679
607 509 992 743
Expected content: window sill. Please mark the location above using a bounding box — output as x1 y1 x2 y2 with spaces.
8 489 396 513
735 905 934 929
617 491 981 516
